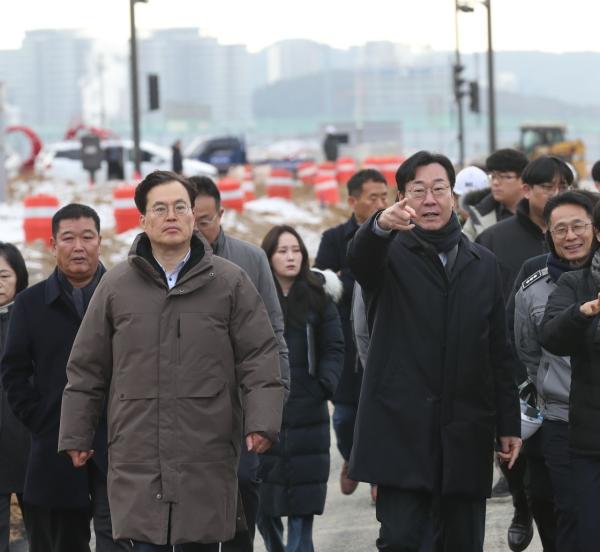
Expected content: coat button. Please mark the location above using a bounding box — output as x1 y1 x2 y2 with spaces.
156 493 162 500
209 272 215 278
178 288 185 294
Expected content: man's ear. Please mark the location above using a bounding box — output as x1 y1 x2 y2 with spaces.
522 184 532 199
139 213 146 229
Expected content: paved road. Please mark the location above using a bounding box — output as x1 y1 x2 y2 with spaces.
11 427 542 552
255 428 542 552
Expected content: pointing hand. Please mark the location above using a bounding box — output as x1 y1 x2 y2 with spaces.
377 198 416 232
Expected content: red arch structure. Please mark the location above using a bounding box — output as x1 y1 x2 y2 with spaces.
64 124 114 141
5 125 43 173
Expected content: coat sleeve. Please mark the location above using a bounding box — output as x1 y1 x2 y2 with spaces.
541 274 593 357
514 288 542 384
58 280 113 453
315 227 354 303
316 300 345 399
0 294 45 433
347 212 395 292
351 282 370 369
488 263 520 438
229 271 284 442
255 249 290 401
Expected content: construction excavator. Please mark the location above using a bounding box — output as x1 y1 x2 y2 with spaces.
519 124 586 180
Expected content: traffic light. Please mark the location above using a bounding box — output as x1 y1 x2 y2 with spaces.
453 64 466 102
469 80 480 113
148 74 160 111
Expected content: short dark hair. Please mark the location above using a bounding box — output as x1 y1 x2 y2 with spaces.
395 151 455 194
0 242 29 296
188 176 221 210
486 149 529 176
134 170 195 214
347 169 387 198
543 190 599 226
521 155 574 188
592 160 600 183
52 204 101 238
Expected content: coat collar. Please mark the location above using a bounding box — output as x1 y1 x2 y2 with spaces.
342 215 359 239
515 198 544 239
128 232 215 293
44 265 106 307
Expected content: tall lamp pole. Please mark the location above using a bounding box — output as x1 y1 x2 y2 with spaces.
458 0 497 155
454 0 466 168
129 0 147 178
485 0 497 153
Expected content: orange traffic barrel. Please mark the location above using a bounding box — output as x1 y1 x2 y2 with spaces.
241 165 256 201
380 156 405 187
336 157 357 185
314 173 340 205
267 168 295 199
297 161 317 186
218 178 245 213
113 185 139 234
23 194 59 245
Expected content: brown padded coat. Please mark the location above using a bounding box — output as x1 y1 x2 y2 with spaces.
58 234 284 545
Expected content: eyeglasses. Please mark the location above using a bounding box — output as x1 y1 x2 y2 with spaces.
195 212 220 228
150 202 190 218
550 221 591 239
405 184 451 201
537 182 571 195
489 172 518 182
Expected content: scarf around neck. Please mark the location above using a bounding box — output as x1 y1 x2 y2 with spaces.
411 212 463 253
547 253 577 283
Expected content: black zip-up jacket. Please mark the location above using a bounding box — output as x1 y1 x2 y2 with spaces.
476 198 548 300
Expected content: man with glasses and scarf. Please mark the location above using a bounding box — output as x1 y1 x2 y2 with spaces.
346 151 521 551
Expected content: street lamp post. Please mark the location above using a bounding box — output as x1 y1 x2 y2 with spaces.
454 0 467 168
457 0 497 155
485 0 497 153
129 0 147 178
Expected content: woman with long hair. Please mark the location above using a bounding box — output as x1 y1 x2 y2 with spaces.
257 225 344 552
0 242 29 551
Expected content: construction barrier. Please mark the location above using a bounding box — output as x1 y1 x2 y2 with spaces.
336 157 357 185
241 165 256 201
113 185 139 234
218 178 245 212
380 156 405 187
314 173 340 205
297 161 317 186
267 168 295 200
23 194 59 245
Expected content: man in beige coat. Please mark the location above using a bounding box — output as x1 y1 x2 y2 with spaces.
58 171 284 551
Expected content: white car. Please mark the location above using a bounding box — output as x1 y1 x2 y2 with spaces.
35 138 217 185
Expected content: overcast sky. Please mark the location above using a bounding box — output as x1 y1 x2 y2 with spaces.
1 0 598 54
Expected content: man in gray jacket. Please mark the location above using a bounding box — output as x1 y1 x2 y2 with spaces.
514 190 598 552
190 176 289 552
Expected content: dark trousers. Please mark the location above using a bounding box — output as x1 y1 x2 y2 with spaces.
218 446 260 552
134 543 217 552
0 493 25 552
523 430 557 551
570 453 600 552
23 461 129 552
540 420 579 552
256 514 314 552
375 486 485 552
89 462 132 552
23 502 91 552
332 403 357 462
500 435 556 549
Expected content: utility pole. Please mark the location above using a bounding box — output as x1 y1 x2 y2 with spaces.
485 0 497 153
0 82 7 203
454 0 466 168
129 0 147 178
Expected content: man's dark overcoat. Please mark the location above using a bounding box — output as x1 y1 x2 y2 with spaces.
0 269 107 508
347 215 520 497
